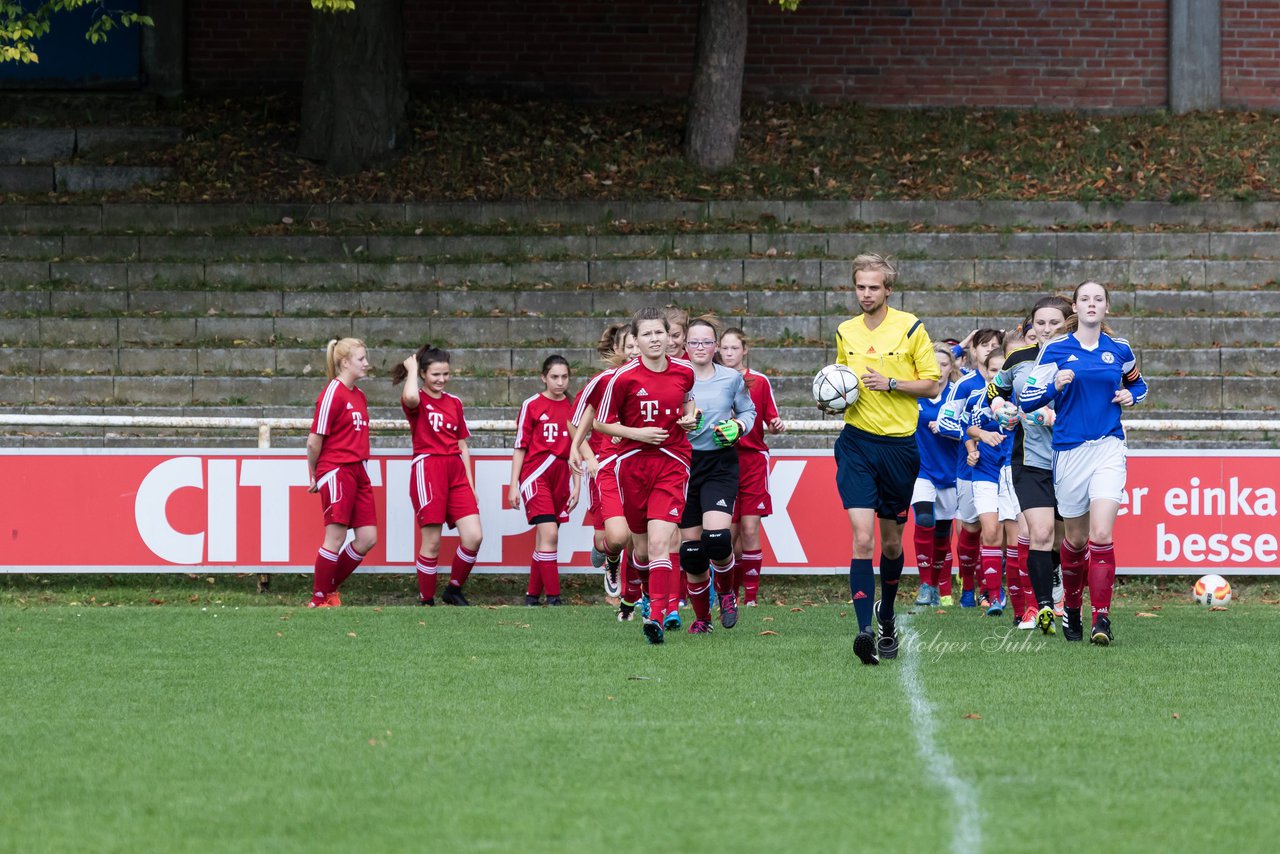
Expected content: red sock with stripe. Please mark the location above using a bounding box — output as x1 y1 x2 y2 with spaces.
333 543 366 589
980 546 1003 600
647 557 672 622
934 530 954 596
622 551 644 604
1004 545 1025 615
536 550 560 597
312 547 339 602
449 545 478 589
688 576 711 621
1060 540 1087 609
712 555 735 597
416 555 439 602
527 553 544 597
913 523 936 587
958 527 981 592
1086 541 1116 624
740 551 763 603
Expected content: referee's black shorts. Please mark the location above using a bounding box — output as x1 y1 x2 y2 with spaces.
680 447 740 528
834 424 920 524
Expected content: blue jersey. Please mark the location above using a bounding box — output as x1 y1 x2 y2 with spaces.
916 380 959 488
937 370 986 480
967 407 1009 483
1020 332 1148 451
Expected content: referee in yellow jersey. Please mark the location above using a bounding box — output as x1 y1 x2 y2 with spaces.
831 254 941 666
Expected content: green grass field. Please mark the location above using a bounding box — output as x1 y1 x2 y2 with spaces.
3 577 1276 854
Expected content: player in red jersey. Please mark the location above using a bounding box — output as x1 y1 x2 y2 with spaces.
595 307 699 644
306 337 376 607
718 327 785 606
509 356 580 606
392 344 483 607
569 323 643 620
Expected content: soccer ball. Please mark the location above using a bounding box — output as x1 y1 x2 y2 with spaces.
1192 574 1232 607
812 364 860 413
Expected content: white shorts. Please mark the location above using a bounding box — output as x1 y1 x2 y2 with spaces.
971 480 999 518
1052 436 1127 518
910 478 958 520
956 478 979 525
997 465 1021 522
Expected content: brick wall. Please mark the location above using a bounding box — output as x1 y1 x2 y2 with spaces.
1222 0 1280 109
184 0 1279 110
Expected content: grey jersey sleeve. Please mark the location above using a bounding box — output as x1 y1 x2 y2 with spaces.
689 365 757 451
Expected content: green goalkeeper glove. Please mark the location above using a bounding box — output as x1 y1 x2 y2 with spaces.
712 418 744 447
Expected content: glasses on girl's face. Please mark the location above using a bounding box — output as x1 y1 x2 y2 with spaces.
686 340 716 348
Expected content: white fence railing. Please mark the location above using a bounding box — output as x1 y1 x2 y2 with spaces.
1 414 1276 448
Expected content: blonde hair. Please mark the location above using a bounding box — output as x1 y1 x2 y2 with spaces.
933 342 961 383
662 304 689 330
852 253 897 288
325 337 366 380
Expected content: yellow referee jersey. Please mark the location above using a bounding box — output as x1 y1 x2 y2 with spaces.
835 307 940 437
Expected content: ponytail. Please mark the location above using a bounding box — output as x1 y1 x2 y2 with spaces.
390 343 450 385
325 337 366 380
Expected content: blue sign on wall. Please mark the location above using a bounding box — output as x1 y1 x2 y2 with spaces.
0 0 143 87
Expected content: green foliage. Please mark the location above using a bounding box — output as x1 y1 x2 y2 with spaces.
769 0 802 10
311 0 354 10
0 0 152 63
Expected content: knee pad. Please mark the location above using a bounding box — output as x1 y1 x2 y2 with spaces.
701 528 733 562
935 518 953 540
679 540 710 575
912 501 936 529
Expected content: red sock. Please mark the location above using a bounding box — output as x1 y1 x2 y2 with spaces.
1017 537 1034 614
913 523 936 587
333 543 365 589
1060 540 1087 609
1004 546 1025 615
1087 540 1116 623
416 555 439 602
980 546 1003 599
678 566 689 605
312 547 339 600
622 552 644 604
688 577 711 621
958 527 981 592
449 545 478 589
647 557 672 621
712 556 735 596
740 551 763 603
934 533 953 597
527 554 544 597
536 550 560 597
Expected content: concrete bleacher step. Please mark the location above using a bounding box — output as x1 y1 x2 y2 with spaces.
0 126 180 193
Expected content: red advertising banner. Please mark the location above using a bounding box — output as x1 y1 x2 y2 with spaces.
1 449 1277 574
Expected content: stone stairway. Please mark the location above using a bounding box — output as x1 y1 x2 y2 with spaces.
1 201 1277 449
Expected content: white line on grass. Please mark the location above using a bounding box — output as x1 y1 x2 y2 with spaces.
898 619 983 854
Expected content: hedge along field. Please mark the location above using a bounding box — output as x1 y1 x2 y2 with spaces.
2 592 1276 853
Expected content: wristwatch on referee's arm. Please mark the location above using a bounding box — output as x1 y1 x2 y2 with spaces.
888 378 898 392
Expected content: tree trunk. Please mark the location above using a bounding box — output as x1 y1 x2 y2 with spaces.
298 0 408 173
683 0 749 171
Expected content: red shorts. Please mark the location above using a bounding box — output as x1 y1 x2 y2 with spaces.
519 456 572 525
734 449 773 521
317 461 377 528
588 474 604 531
593 455 624 526
614 450 690 535
411 454 479 528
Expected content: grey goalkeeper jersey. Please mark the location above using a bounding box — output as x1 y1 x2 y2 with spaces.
989 344 1053 470
689 362 757 452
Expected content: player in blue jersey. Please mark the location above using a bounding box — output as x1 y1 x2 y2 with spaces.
1020 282 1149 645
912 343 963 607
961 349 1014 615
936 330 1004 606
678 316 757 634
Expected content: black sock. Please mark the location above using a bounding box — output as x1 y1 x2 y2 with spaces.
1028 549 1055 608
879 552 905 620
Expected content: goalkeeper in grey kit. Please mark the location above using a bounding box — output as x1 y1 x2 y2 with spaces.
679 317 758 634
